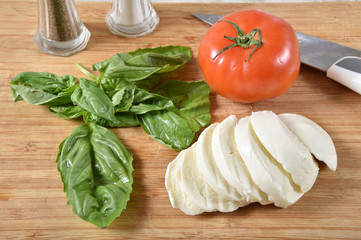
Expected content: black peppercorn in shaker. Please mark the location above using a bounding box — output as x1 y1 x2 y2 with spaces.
34 0 90 56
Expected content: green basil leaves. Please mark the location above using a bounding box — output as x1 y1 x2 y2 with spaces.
57 123 133 228
92 45 192 81
10 45 211 228
11 45 210 151
71 78 118 123
137 80 211 150
10 72 77 106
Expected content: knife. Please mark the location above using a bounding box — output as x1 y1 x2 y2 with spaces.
193 13 361 95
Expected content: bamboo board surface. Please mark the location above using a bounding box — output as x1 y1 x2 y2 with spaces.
1 1 361 239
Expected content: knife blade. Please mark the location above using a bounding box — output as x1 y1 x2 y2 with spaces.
193 13 361 95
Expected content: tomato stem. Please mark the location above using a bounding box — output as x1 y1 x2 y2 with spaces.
213 20 262 62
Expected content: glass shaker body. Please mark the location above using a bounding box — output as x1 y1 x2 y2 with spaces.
106 0 159 38
34 0 91 56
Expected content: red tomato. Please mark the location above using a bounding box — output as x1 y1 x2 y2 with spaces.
198 9 300 103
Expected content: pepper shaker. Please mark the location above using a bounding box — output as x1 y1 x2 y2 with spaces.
106 0 159 38
33 0 91 56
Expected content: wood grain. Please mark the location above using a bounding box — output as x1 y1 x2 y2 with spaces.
1 1 361 239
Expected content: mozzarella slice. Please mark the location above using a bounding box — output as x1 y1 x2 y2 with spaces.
250 111 319 193
165 149 204 215
181 143 241 213
212 115 270 204
196 123 245 203
278 113 337 171
235 116 304 208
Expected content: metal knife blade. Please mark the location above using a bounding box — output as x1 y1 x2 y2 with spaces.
296 32 361 72
193 13 361 94
193 13 223 26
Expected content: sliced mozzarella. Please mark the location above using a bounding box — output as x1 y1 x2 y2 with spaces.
196 123 245 203
235 116 304 208
278 113 337 171
250 111 319 193
212 115 270 205
181 143 241 213
165 149 204 215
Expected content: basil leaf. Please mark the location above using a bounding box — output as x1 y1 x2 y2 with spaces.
71 78 117 123
93 46 191 82
111 85 136 112
92 53 131 73
137 110 194 150
133 75 161 91
94 53 160 81
83 112 139 128
49 105 85 119
99 76 161 97
100 78 131 96
100 79 117 96
128 45 192 73
135 80 211 150
10 72 77 106
130 89 177 115
111 84 177 115
154 80 211 132
56 123 133 228
92 58 111 73
110 112 140 127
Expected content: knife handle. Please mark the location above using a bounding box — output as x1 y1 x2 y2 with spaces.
327 56 361 95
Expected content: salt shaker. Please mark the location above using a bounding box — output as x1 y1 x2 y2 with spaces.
106 0 159 38
33 0 91 56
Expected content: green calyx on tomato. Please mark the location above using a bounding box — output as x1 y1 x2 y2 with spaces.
213 20 262 62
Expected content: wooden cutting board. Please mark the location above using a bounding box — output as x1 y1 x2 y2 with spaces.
1 1 361 239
